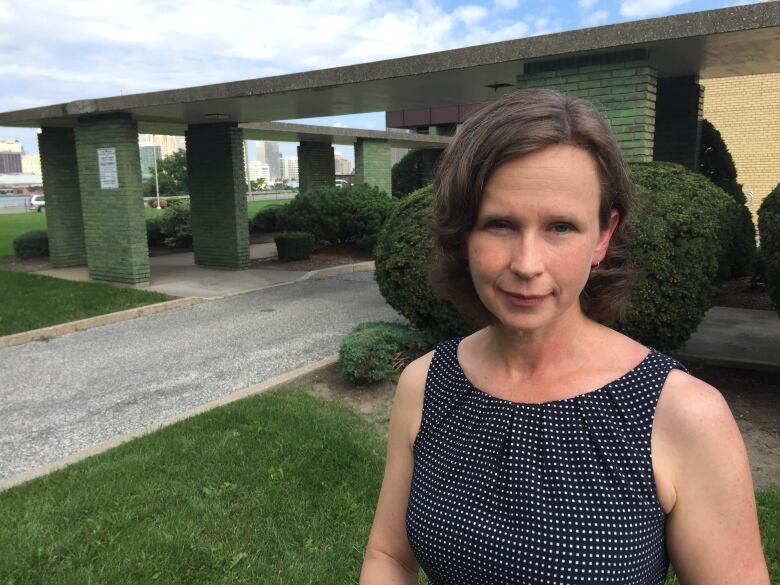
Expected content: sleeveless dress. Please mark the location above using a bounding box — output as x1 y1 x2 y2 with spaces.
406 337 688 585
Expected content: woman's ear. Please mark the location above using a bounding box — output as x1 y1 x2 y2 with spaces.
594 209 620 264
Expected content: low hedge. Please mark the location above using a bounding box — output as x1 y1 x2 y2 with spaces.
758 182 780 315
339 322 430 384
252 204 285 233
275 232 315 261
374 162 731 352
146 219 164 247
280 184 397 252
159 200 192 248
13 230 49 259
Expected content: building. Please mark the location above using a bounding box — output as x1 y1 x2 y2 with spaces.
257 141 281 180
21 153 41 175
0 152 22 173
0 139 23 153
139 145 163 180
334 151 352 175
248 160 270 183
281 156 299 182
701 72 780 217
138 134 185 158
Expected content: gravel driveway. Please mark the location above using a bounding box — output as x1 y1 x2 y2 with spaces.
0 272 400 481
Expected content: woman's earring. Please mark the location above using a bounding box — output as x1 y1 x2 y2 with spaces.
590 261 600 274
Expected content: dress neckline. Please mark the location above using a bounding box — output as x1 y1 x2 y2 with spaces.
452 336 655 407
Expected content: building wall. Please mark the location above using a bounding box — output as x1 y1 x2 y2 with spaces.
22 153 42 174
701 73 780 216
0 152 22 173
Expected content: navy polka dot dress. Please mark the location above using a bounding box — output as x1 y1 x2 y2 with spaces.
406 337 688 584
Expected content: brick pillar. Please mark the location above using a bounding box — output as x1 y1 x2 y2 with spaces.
74 115 150 284
355 138 391 194
38 127 86 267
517 49 658 162
185 123 249 269
298 141 335 195
653 76 704 171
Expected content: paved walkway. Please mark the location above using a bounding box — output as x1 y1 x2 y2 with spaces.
0 272 400 483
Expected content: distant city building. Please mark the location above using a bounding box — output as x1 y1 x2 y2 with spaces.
138 134 185 158
0 152 22 174
334 151 352 175
281 156 299 182
257 141 281 180
21 153 41 175
248 160 271 183
0 139 23 154
139 145 163 180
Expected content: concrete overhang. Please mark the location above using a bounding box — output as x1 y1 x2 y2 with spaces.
0 2 777 131
239 122 451 148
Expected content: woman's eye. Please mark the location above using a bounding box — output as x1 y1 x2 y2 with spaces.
486 220 511 230
551 223 574 234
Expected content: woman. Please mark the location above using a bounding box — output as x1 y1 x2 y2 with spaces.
359 89 768 584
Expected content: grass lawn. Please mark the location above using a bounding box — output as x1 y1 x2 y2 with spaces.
0 199 293 259
0 386 776 584
0 389 385 585
0 270 173 337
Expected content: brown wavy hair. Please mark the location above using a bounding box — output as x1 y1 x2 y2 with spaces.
429 88 637 326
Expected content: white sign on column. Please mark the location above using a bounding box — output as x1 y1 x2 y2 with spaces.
97 148 119 189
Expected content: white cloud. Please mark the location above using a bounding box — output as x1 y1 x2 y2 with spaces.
619 0 690 18
578 0 598 8
584 9 609 25
454 5 489 25
494 0 519 9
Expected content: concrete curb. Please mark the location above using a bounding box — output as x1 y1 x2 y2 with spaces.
0 297 205 350
301 260 375 281
0 354 339 493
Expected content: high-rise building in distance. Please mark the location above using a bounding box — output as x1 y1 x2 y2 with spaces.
281 156 299 182
257 141 281 180
138 134 186 158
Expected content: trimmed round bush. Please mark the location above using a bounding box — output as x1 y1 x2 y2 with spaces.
159 199 192 248
146 218 164 247
13 230 49 259
279 184 398 252
275 232 315 261
147 198 168 209
698 119 756 279
252 204 285 233
758 182 780 315
339 322 431 384
392 149 442 198
374 162 731 352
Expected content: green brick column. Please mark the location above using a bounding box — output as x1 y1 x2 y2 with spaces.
74 115 149 284
517 49 657 162
38 127 86 267
653 76 704 170
298 141 335 195
185 123 249 269
355 138 391 194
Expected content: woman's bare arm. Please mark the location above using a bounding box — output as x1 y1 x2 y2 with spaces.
655 370 769 585
359 352 432 585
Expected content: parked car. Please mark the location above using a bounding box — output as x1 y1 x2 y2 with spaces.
29 194 45 212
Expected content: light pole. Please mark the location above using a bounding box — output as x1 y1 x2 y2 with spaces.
153 149 161 209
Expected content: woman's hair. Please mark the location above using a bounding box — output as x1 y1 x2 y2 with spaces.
429 88 637 326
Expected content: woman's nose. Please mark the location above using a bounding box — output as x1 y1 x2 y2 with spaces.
508 235 544 279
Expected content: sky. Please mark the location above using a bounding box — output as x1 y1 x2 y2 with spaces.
0 0 769 164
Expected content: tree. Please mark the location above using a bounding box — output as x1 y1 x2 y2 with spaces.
143 149 188 197
249 178 266 191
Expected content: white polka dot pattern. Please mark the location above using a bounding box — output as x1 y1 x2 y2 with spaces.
406 337 687 585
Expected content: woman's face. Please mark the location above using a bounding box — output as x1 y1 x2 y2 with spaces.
466 144 618 334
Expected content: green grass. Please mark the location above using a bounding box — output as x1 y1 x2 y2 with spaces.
0 385 776 585
0 270 173 337
0 390 385 585
0 199 293 259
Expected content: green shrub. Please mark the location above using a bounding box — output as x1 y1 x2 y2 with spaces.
252 204 285 233
159 200 192 248
391 149 441 198
146 218 164 247
374 162 731 352
12 230 49 259
758 182 780 315
339 322 431 384
698 119 757 279
280 184 397 252
275 232 315 261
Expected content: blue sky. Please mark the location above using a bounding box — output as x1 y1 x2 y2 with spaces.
0 0 766 164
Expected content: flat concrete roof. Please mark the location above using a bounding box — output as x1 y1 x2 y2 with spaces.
0 2 777 131
239 122 450 148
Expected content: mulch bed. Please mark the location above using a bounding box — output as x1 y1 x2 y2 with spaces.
250 243 373 271
712 276 775 311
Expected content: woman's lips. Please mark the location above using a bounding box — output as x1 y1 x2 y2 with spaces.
502 290 549 306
